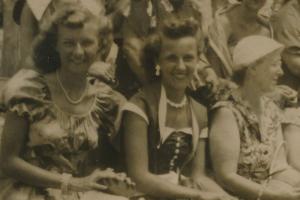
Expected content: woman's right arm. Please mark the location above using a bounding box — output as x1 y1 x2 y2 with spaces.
123 112 214 199
209 108 300 200
0 112 109 191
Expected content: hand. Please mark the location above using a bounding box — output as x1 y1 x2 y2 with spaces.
105 173 136 197
268 85 298 107
68 168 123 192
276 85 298 105
88 61 115 84
191 65 219 93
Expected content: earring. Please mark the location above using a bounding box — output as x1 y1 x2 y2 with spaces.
155 65 160 76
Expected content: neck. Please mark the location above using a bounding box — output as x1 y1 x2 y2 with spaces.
239 79 264 114
57 68 86 91
239 3 258 23
162 83 186 103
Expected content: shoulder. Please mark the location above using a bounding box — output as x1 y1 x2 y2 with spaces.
209 106 239 137
2 69 48 105
210 100 235 118
89 79 127 112
1 69 49 121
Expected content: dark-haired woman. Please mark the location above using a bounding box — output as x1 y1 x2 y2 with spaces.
122 19 235 200
0 4 133 200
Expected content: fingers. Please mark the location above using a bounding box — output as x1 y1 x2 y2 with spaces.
90 182 108 191
91 169 136 190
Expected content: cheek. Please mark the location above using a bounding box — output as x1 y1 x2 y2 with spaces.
185 61 196 75
160 60 174 71
87 45 99 58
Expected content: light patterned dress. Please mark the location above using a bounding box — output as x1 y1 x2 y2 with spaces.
211 90 291 184
0 69 127 200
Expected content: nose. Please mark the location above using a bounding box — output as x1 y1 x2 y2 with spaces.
177 58 186 71
73 43 84 58
277 65 284 77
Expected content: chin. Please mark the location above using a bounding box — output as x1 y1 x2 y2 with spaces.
263 86 276 94
173 84 188 91
69 66 89 74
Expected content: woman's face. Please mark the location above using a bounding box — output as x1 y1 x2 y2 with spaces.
56 21 99 74
158 36 197 90
243 0 267 11
251 49 283 93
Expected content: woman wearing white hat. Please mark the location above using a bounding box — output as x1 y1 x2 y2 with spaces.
209 35 300 200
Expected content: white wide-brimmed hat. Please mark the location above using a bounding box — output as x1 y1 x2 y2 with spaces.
232 35 284 71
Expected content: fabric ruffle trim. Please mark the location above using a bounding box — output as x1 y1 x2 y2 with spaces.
2 69 125 147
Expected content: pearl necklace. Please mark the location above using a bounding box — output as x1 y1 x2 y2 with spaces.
166 96 187 108
56 71 87 105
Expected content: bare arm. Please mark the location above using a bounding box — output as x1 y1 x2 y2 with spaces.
209 108 296 200
1 112 63 189
0 112 118 191
123 112 205 199
283 124 300 172
190 139 231 196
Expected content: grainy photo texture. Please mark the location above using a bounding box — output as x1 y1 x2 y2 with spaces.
0 0 300 200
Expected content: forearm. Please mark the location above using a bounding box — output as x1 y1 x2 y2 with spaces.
219 173 277 200
2 156 64 189
193 174 227 194
133 173 201 199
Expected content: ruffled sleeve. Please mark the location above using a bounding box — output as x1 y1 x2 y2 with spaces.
88 79 127 139
1 69 50 122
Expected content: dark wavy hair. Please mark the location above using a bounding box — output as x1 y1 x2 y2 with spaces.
142 18 202 81
32 3 112 73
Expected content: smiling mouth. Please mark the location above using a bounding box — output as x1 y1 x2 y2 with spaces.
71 59 85 65
272 77 279 84
173 73 187 79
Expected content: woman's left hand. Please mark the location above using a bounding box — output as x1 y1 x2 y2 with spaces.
103 172 137 197
88 61 115 84
191 65 219 93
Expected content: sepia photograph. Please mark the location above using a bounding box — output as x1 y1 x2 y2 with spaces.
0 0 300 199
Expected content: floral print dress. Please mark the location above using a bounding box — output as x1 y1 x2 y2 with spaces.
211 91 290 184
0 69 126 200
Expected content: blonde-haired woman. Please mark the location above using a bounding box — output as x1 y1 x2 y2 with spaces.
209 36 300 200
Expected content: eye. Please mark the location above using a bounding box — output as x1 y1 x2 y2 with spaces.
183 54 195 62
271 60 282 67
165 54 178 62
63 40 75 47
81 39 96 47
